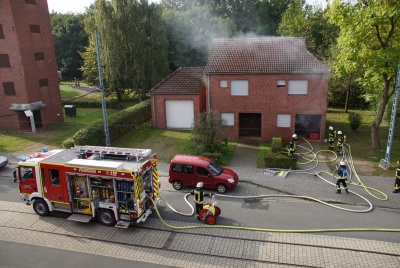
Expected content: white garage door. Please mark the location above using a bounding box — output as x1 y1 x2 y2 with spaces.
166 100 194 129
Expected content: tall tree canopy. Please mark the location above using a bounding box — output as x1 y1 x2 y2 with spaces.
328 0 400 150
91 0 170 101
51 12 88 80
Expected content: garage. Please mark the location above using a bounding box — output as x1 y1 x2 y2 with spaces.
165 100 194 129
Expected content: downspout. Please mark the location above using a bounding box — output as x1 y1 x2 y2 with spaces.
151 94 156 128
207 74 211 111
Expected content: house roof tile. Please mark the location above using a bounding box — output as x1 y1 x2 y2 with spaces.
149 67 204 94
204 37 330 74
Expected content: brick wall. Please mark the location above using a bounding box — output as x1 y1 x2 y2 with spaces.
206 73 329 141
0 0 64 131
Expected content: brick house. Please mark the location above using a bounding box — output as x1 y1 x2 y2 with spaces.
151 37 330 141
0 0 64 131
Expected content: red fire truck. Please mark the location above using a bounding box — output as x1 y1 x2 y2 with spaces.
13 146 160 228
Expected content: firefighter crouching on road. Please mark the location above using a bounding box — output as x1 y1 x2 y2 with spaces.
393 160 400 193
288 134 297 158
336 161 349 194
191 182 212 220
337 131 344 156
328 126 335 151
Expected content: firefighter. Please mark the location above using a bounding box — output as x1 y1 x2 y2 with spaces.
336 161 349 194
337 131 344 156
393 160 400 193
191 182 212 220
288 134 297 157
328 126 335 151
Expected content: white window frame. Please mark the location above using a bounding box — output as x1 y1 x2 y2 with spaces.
277 114 291 128
220 80 228 88
221 113 234 126
277 80 286 88
288 80 308 95
230 80 248 96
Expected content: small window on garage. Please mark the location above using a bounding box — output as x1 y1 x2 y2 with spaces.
30 25 41 33
220 80 227 88
288 80 308 95
0 54 11 67
3 82 16 96
231 80 248 96
277 114 291 128
39 79 48 87
221 113 234 126
34 52 45 61
277 80 286 88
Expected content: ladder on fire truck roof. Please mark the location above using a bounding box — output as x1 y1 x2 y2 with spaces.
73 146 151 162
379 59 400 170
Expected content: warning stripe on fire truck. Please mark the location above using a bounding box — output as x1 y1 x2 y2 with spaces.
152 159 158 198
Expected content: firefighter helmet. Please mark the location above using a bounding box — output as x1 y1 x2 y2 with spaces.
292 134 297 139
337 131 342 135
329 126 333 130
340 161 345 166
196 182 204 188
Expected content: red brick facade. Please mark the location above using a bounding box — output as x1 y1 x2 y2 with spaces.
0 0 64 131
206 73 329 141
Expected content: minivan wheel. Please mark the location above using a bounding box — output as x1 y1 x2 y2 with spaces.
216 184 227 194
172 180 183 190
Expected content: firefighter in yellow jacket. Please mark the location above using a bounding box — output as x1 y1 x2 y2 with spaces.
191 182 212 220
328 126 335 151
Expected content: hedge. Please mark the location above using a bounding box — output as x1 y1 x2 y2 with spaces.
64 99 151 147
263 153 297 169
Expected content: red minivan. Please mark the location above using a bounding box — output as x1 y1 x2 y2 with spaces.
168 154 239 194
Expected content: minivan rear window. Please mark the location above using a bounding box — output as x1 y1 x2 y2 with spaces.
172 164 194 174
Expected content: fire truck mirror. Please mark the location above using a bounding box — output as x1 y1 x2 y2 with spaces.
13 168 18 183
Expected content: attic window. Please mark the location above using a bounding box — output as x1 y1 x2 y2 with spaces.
39 79 49 87
34 52 45 61
220 80 227 88
277 80 286 88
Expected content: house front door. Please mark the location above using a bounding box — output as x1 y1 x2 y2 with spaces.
239 113 261 137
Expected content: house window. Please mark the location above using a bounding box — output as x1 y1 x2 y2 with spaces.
30 25 41 33
39 79 49 87
288 80 308 95
220 80 227 88
25 0 37 4
277 80 286 88
221 113 234 126
231 80 248 96
0 54 11 67
277 114 291 128
3 82 16 96
34 53 45 61
0 24 5 39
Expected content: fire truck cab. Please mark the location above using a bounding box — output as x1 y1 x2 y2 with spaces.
13 146 159 228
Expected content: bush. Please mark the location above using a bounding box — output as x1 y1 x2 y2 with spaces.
271 136 282 153
201 152 223 164
62 138 75 149
348 112 363 131
263 153 297 169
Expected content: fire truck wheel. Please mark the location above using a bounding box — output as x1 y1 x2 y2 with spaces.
172 180 183 190
216 184 227 194
205 215 216 225
33 199 50 216
98 209 116 226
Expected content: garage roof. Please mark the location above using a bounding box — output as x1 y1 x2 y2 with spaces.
149 67 205 94
205 37 330 74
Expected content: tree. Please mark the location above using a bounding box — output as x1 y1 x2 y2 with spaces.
50 12 88 80
92 0 170 101
191 111 228 154
328 0 400 150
